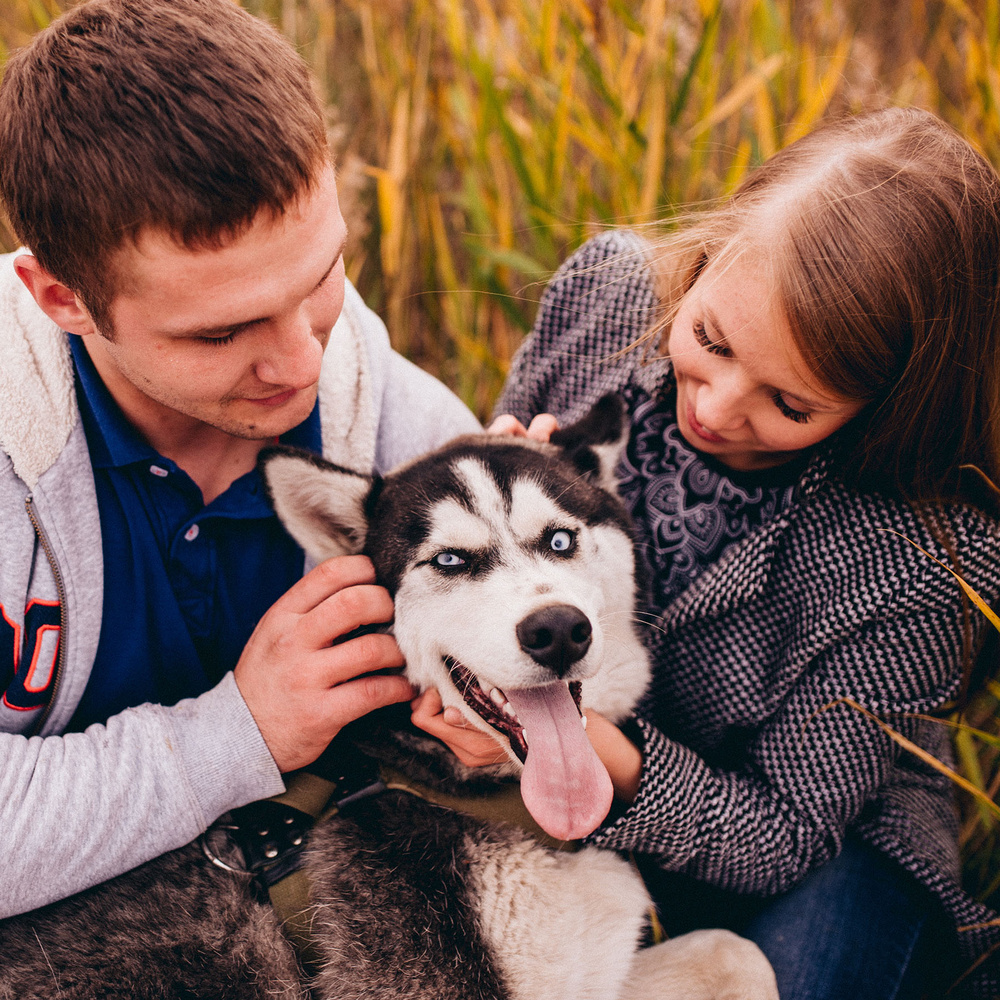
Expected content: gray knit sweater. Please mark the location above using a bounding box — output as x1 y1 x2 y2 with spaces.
498 230 1000 997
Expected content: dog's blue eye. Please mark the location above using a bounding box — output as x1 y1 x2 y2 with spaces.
549 530 574 552
434 552 466 568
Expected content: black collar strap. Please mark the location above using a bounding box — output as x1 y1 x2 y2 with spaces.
206 763 387 968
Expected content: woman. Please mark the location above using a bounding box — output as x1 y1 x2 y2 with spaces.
414 107 1000 998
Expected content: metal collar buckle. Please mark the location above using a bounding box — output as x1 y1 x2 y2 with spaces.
201 801 313 901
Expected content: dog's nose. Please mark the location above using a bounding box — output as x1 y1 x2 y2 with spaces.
516 604 593 676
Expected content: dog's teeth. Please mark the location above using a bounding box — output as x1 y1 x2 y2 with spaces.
503 703 517 719
522 728 529 745
490 688 505 707
581 714 588 730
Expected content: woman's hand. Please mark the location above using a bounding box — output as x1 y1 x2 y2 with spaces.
487 412 559 441
410 689 510 767
412 688 644 804
583 710 643 805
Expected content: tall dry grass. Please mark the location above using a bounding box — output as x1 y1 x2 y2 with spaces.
1 0 999 943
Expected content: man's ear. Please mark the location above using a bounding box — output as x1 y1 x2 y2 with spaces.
259 446 375 561
13 254 101 336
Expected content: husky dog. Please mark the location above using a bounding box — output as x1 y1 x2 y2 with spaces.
0 397 777 1000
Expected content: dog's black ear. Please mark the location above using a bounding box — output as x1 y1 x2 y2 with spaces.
549 394 628 494
258 446 375 561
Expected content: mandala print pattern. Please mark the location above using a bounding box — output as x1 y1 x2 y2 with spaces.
616 386 797 609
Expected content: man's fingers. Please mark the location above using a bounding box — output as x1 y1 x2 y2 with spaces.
297 584 395 648
312 631 406 688
320 672 416 729
268 555 377 615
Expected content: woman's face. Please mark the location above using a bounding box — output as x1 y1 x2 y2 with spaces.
667 254 865 471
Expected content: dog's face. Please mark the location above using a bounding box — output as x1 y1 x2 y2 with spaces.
261 396 649 840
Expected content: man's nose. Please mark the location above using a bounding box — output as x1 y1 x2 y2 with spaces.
254 314 323 388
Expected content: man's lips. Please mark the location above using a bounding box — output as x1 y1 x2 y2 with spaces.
686 404 726 443
245 388 298 407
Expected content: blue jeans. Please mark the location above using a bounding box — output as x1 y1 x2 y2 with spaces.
639 837 938 1000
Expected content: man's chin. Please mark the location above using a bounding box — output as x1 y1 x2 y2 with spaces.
220 390 317 441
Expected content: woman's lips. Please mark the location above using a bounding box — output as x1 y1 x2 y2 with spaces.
686 404 726 443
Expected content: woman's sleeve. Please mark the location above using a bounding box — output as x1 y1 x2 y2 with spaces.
586 514 996 896
495 230 661 426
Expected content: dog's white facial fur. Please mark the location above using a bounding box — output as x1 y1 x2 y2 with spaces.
260 400 649 774
393 456 646 730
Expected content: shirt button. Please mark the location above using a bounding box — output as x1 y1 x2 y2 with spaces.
184 524 200 542
149 464 169 478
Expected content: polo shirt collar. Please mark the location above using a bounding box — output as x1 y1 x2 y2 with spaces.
69 333 154 469
69 332 323 471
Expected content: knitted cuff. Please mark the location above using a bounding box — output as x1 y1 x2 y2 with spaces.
585 717 708 865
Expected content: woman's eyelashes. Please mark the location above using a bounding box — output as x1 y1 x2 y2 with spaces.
692 319 730 357
772 392 811 423
692 317 812 424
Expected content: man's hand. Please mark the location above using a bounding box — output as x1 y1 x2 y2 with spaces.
234 555 411 773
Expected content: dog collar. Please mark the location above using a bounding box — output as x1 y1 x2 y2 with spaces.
200 754 582 968
200 763 387 967
378 765 582 853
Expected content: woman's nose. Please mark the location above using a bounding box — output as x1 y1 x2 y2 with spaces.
693 376 749 432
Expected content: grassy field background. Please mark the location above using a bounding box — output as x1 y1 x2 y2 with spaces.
2 0 1000 970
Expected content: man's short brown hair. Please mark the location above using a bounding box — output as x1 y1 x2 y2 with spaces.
0 0 329 332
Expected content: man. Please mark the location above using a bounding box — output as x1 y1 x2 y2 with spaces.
0 0 478 916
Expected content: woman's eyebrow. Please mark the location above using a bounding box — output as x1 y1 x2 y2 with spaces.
702 305 731 345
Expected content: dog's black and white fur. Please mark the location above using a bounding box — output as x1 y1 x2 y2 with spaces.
0 397 777 1000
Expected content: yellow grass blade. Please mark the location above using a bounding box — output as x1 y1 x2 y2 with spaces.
902 713 1000 750
785 36 852 144
685 52 786 141
879 529 1000 633
639 59 668 219
829 698 1000 822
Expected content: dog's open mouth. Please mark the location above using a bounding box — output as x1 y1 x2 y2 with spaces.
443 655 611 842
445 656 583 764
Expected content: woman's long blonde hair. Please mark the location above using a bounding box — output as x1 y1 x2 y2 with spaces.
648 107 1000 507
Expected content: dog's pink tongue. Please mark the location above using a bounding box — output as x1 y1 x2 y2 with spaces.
505 682 613 841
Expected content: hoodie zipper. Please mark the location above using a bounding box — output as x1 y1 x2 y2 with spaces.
24 496 68 736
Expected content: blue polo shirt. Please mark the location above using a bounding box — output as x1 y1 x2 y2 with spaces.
66 334 322 731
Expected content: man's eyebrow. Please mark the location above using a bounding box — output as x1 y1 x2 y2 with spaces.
311 232 347 293
173 235 347 339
